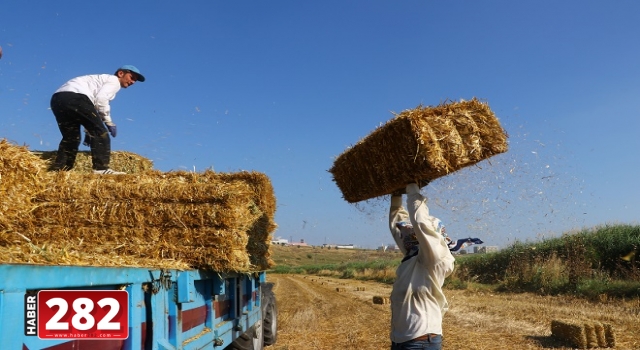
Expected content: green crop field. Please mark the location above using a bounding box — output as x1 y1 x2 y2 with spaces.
270 224 640 299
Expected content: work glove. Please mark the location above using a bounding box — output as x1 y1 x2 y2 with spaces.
82 131 93 147
105 122 117 137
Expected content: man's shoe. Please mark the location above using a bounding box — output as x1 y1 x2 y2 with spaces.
93 169 126 175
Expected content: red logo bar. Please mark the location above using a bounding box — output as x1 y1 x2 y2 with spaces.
37 290 129 340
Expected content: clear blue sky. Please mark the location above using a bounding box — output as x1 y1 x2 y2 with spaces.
1 1 638 249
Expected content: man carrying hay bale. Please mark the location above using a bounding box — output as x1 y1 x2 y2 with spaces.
49 65 146 175
388 183 455 350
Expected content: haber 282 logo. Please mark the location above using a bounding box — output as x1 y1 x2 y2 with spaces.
26 290 129 340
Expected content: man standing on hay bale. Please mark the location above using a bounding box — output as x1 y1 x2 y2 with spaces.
48 65 146 175
388 183 456 350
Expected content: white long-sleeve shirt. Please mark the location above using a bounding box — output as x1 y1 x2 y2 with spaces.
388 183 456 343
55 74 121 124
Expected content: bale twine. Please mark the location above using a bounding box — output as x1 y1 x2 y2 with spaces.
329 98 508 203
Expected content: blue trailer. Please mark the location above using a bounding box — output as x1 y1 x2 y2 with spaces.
0 264 278 350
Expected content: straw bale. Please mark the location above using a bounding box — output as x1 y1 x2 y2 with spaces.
593 322 607 347
29 201 259 230
33 150 153 174
336 287 346 292
6 224 256 271
603 323 616 348
551 319 616 349
372 296 390 305
551 319 587 349
329 98 508 203
583 323 598 348
0 140 48 230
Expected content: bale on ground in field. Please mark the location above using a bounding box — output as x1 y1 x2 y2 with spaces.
551 319 615 349
583 323 597 348
329 98 508 203
604 323 616 347
594 323 607 348
0 139 277 272
551 319 588 349
373 296 390 305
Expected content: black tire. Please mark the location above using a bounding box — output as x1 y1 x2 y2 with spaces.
262 283 278 346
228 322 264 350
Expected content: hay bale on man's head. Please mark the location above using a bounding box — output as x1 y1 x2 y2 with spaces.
329 98 508 203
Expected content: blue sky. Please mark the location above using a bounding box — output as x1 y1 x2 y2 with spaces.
1 1 638 249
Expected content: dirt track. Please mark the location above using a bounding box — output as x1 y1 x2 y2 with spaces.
267 274 640 350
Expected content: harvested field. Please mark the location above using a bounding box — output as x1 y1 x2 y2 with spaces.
268 274 640 349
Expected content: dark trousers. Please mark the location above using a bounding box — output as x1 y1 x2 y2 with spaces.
50 91 111 171
391 334 442 350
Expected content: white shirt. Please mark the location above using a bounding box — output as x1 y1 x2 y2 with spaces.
388 184 456 343
55 74 121 124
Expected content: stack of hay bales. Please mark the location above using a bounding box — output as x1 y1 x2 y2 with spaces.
329 98 508 203
551 319 616 349
0 139 276 272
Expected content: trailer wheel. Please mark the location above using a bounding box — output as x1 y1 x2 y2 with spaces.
228 321 263 350
262 283 278 345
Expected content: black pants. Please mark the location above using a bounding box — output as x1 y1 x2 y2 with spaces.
50 91 111 171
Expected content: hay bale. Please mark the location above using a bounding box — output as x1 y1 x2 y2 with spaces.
0 140 49 234
356 287 366 291
551 319 615 349
603 323 616 348
583 323 598 348
336 287 346 292
0 140 277 272
372 296 390 305
33 150 154 174
551 319 587 349
329 98 508 203
593 322 607 347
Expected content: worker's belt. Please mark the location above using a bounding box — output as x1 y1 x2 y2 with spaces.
412 333 439 341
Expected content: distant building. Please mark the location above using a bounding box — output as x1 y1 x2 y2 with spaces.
377 246 387 252
271 237 289 245
289 239 309 247
336 244 355 249
477 246 499 254
322 243 355 249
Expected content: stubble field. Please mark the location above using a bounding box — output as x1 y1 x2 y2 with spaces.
266 273 640 350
